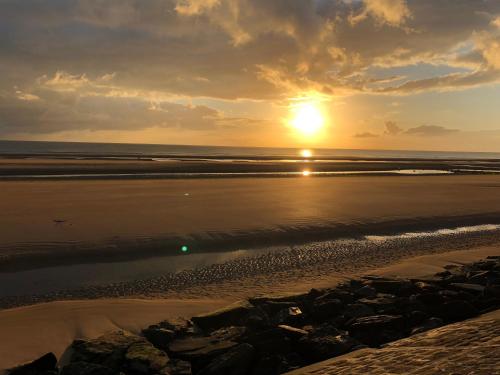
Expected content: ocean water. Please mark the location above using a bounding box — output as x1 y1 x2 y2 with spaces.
2 139 500 160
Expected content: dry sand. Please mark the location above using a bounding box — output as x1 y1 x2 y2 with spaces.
0 245 497 371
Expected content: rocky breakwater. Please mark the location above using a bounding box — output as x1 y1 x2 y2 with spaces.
7 256 500 375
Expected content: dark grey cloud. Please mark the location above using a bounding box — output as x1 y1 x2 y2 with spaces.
384 121 403 135
405 125 460 136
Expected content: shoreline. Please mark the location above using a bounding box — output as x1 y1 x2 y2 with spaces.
2 213 500 273
0 244 498 371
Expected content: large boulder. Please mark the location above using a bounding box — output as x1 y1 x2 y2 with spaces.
191 301 254 332
168 336 238 362
142 327 176 351
197 343 255 375
69 331 143 370
124 341 169 374
67 331 169 374
7 353 57 375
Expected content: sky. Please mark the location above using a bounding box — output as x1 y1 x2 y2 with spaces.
1 0 500 151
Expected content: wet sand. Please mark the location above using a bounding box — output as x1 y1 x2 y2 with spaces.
0 245 497 371
2 175 500 271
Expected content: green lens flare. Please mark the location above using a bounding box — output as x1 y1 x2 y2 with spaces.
181 245 188 252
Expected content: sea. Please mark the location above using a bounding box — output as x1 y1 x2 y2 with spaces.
1 139 500 160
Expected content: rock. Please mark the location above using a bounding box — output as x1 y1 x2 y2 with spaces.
450 283 485 294
165 359 192 375
347 315 405 345
437 300 478 321
298 333 358 363
69 331 143 371
473 260 497 271
357 296 396 313
277 325 309 339
124 341 169 374
311 299 343 321
191 301 254 332
245 314 269 330
343 303 375 319
210 326 247 342
468 271 496 285
7 353 57 375
142 327 176 351
414 292 445 306
60 362 115 375
250 355 283 375
259 301 298 316
354 285 377 298
414 281 440 293
168 336 238 363
411 317 443 335
369 279 413 295
348 315 404 332
486 285 500 298
272 306 303 326
242 328 291 356
249 293 307 306
197 343 255 375
407 310 429 326
314 290 354 304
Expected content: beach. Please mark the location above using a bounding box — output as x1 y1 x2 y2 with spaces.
1 245 498 371
1 151 500 372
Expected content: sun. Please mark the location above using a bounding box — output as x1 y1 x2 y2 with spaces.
289 101 325 137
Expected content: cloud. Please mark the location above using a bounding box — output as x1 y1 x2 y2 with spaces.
384 121 403 135
405 125 459 136
354 131 379 138
0 1 500 137
351 0 411 27
0 72 265 135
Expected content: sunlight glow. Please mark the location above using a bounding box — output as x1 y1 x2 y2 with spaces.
289 101 325 137
300 149 313 158
302 170 311 176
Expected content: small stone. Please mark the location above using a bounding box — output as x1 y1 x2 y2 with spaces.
277 325 309 339
411 317 443 335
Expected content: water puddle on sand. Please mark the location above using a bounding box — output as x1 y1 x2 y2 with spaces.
2 223 500 300
0 169 455 179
